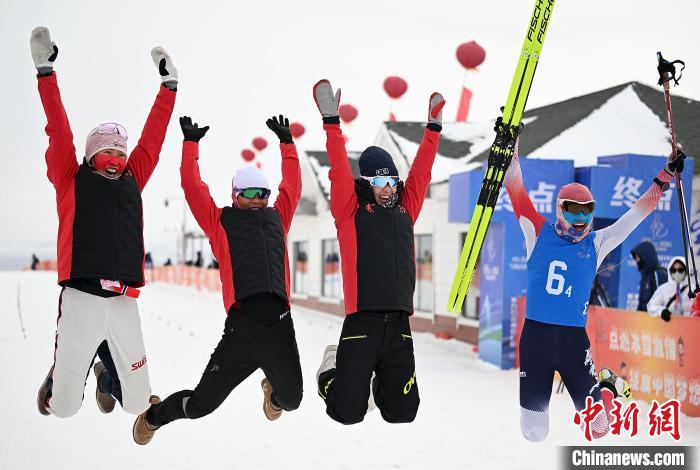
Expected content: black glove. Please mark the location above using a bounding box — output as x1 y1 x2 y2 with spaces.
493 110 525 137
179 116 209 143
665 149 686 175
266 114 293 144
661 309 672 322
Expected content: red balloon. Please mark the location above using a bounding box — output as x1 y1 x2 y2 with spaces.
241 149 255 161
252 137 267 151
289 122 305 139
339 104 358 124
383 76 408 99
456 41 486 69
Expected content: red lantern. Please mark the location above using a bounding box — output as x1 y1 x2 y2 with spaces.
339 104 358 124
241 149 255 162
252 137 267 151
383 76 408 99
456 41 486 69
289 122 305 139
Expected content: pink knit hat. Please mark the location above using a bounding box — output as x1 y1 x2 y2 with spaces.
85 123 128 160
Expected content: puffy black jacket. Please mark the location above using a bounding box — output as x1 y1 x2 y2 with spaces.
354 180 415 312
70 164 145 284
220 206 288 304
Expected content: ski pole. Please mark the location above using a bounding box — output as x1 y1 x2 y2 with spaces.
675 174 700 295
656 52 698 296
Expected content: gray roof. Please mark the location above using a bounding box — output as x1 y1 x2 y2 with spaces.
385 81 700 172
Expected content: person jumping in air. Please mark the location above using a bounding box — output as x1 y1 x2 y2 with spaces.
505 133 686 441
31 27 177 418
313 79 444 424
132 114 303 445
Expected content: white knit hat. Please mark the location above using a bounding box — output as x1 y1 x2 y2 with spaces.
232 166 270 192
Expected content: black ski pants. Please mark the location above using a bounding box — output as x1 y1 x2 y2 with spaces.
519 318 601 413
147 300 303 427
318 310 419 425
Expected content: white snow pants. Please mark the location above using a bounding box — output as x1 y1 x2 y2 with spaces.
47 287 151 417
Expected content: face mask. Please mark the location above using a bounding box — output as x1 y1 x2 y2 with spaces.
670 266 687 284
93 153 127 177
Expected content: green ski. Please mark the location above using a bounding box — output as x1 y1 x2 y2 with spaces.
447 0 557 313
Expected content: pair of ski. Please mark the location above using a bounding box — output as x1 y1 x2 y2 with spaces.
447 0 697 312
657 53 700 298
447 0 557 313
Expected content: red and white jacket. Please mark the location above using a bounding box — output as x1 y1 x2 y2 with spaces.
38 73 176 286
326 123 439 315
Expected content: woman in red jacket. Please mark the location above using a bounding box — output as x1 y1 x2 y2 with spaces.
31 27 177 418
132 115 303 445
313 79 445 424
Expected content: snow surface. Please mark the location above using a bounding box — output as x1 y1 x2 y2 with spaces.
528 85 671 165
2 271 698 470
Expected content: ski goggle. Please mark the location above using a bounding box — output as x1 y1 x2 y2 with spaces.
89 122 128 139
362 176 400 188
93 153 127 175
561 200 596 215
670 267 686 274
237 187 271 199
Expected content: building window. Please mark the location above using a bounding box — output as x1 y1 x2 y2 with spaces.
459 232 480 320
293 241 309 294
414 234 433 312
322 239 341 298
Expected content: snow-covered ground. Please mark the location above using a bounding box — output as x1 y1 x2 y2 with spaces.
2 271 697 470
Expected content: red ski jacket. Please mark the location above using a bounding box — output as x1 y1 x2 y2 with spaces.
325 123 439 315
38 73 176 286
180 141 301 313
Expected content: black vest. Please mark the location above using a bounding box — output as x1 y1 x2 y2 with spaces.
220 206 288 303
355 182 415 312
70 164 144 284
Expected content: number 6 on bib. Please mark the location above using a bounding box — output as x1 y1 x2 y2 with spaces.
546 261 571 297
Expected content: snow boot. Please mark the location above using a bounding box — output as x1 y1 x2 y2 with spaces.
132 395 160 445
261 378 283 421
93 362 116 414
